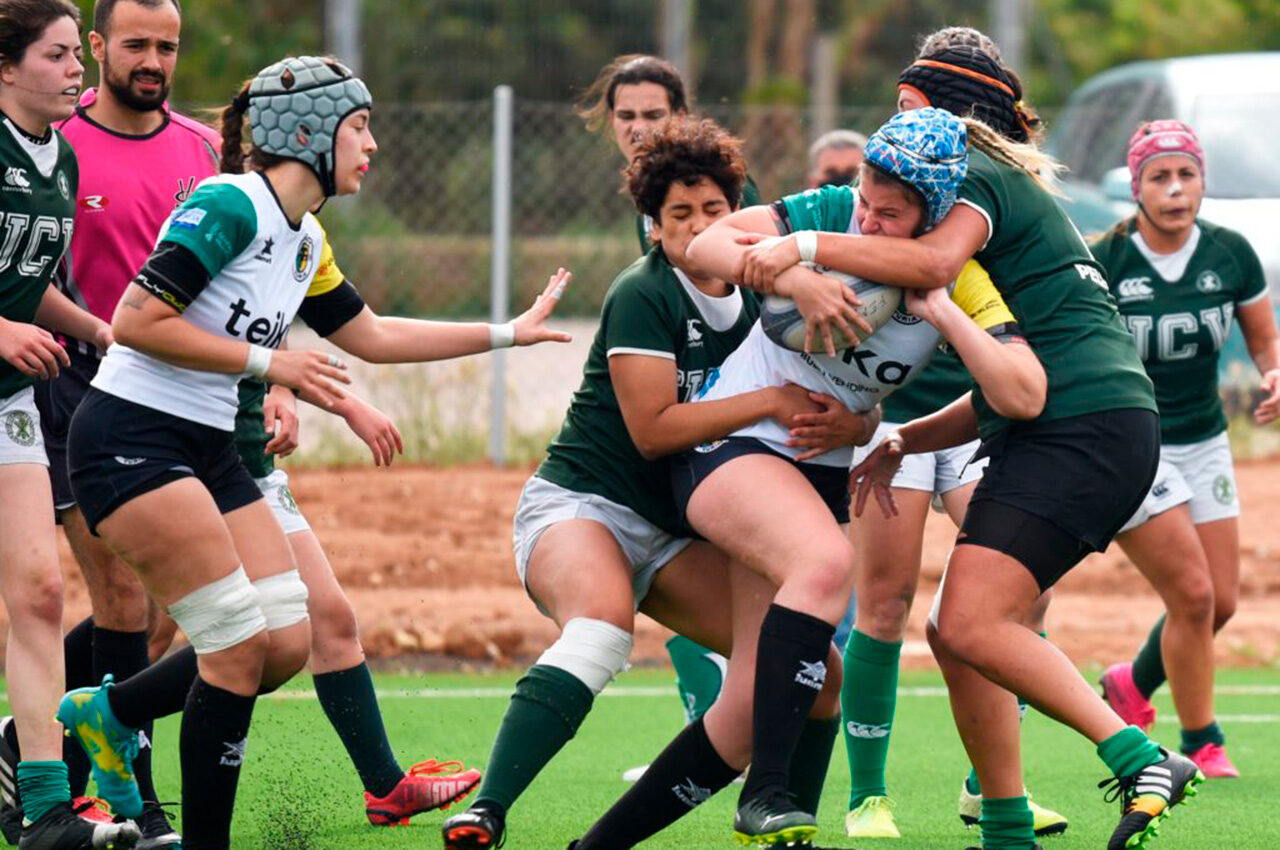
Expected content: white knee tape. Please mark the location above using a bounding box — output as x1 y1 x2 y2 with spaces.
536 617 633 695
253 569 310 631
167 567 266 655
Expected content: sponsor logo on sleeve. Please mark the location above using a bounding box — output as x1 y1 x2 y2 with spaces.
171 208 207 230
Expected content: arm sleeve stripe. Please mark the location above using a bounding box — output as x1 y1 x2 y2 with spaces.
770 200 794 235
955 199 993 250
133 242 211 313
606 347 677 361
1238 289 1271 307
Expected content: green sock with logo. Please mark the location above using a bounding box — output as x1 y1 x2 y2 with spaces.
980 796 1036 849
841 629 901 809
666 636 725 723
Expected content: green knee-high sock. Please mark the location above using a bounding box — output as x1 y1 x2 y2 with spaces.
841 629 901 809
1131 615 1167 699
980 796 1036 850
666 636 726 723
474 665 594 815
17 761 69 824
313 662 405 798
788 716 840 816
966 632 1044 796
1097 726 1162 779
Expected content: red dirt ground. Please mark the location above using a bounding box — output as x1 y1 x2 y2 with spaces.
40 459 1280 671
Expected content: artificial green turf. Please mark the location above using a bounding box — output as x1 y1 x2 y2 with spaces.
10 666 1278 848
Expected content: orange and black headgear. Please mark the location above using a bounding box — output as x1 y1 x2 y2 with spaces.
897 46 1035 143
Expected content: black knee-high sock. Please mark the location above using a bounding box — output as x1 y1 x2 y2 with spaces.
179 678 255 850
740 604 834 802
93 627 158 804
107 646 199 728
575 718 740 850
788 716 840 817
62 617 95 797
313 662 404 798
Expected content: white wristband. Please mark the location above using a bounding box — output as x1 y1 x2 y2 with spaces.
795 230 818 263
245 344 273 378
489 321 516 350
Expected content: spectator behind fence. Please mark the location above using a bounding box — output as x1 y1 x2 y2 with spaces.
808 128 867 188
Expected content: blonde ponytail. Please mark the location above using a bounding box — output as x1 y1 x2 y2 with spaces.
963 117 1065 196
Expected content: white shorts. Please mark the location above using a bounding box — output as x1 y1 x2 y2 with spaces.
0 387 48 467
255 469 311 535
1120 432 1239 532
852 421 987 507
513 476 691 615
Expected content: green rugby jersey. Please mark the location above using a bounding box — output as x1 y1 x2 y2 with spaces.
537 247 759 535
880 348 971 423
1091 218 1268 444
0 118 77 399
957 149 1155 437
634 175 761 253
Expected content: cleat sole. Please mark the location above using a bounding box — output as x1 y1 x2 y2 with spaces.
732 824 818 847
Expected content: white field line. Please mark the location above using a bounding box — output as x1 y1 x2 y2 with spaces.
248 683 1280 701
6 684 1273 704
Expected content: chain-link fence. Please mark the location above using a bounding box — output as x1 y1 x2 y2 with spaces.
320 97 895 320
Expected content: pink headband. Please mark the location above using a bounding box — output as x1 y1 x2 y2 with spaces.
1127 120 1204 200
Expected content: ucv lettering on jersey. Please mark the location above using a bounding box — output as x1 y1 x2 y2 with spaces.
225 298 288 348
1124 303 1234 362
0 213 73 277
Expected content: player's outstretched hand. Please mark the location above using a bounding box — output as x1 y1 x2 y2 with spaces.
904 286 951 327
0 317 70 379
342 397 404 467
266 349 351 408
513 268 573 346
263 383 300 457
849 431 905 519
1254 368 1280 426
789 394 881 461
734 232 800 291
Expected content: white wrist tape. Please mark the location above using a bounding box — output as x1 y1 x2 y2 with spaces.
489 321 516 349
795 230 818 263
245 344 273 378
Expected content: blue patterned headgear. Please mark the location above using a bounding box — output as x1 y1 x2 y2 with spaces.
863 107 968 229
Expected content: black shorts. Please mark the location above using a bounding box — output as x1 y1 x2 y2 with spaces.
671 436 851 528
33 347 99 512
959 407 1159 590
68 388 262 535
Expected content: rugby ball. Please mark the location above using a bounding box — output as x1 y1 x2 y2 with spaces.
760 263 902 353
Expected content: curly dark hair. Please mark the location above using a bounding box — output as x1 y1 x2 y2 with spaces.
625 117 746 223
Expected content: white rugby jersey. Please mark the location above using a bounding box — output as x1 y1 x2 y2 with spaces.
698 258 1014 468
94 172 344 430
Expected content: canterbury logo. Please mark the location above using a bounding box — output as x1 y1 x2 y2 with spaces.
113 456 146 466
220 737 247 767
846 721 891 739
1116 277 1155 301
795 659 827 690
3 167 29 189
672 777 712 808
